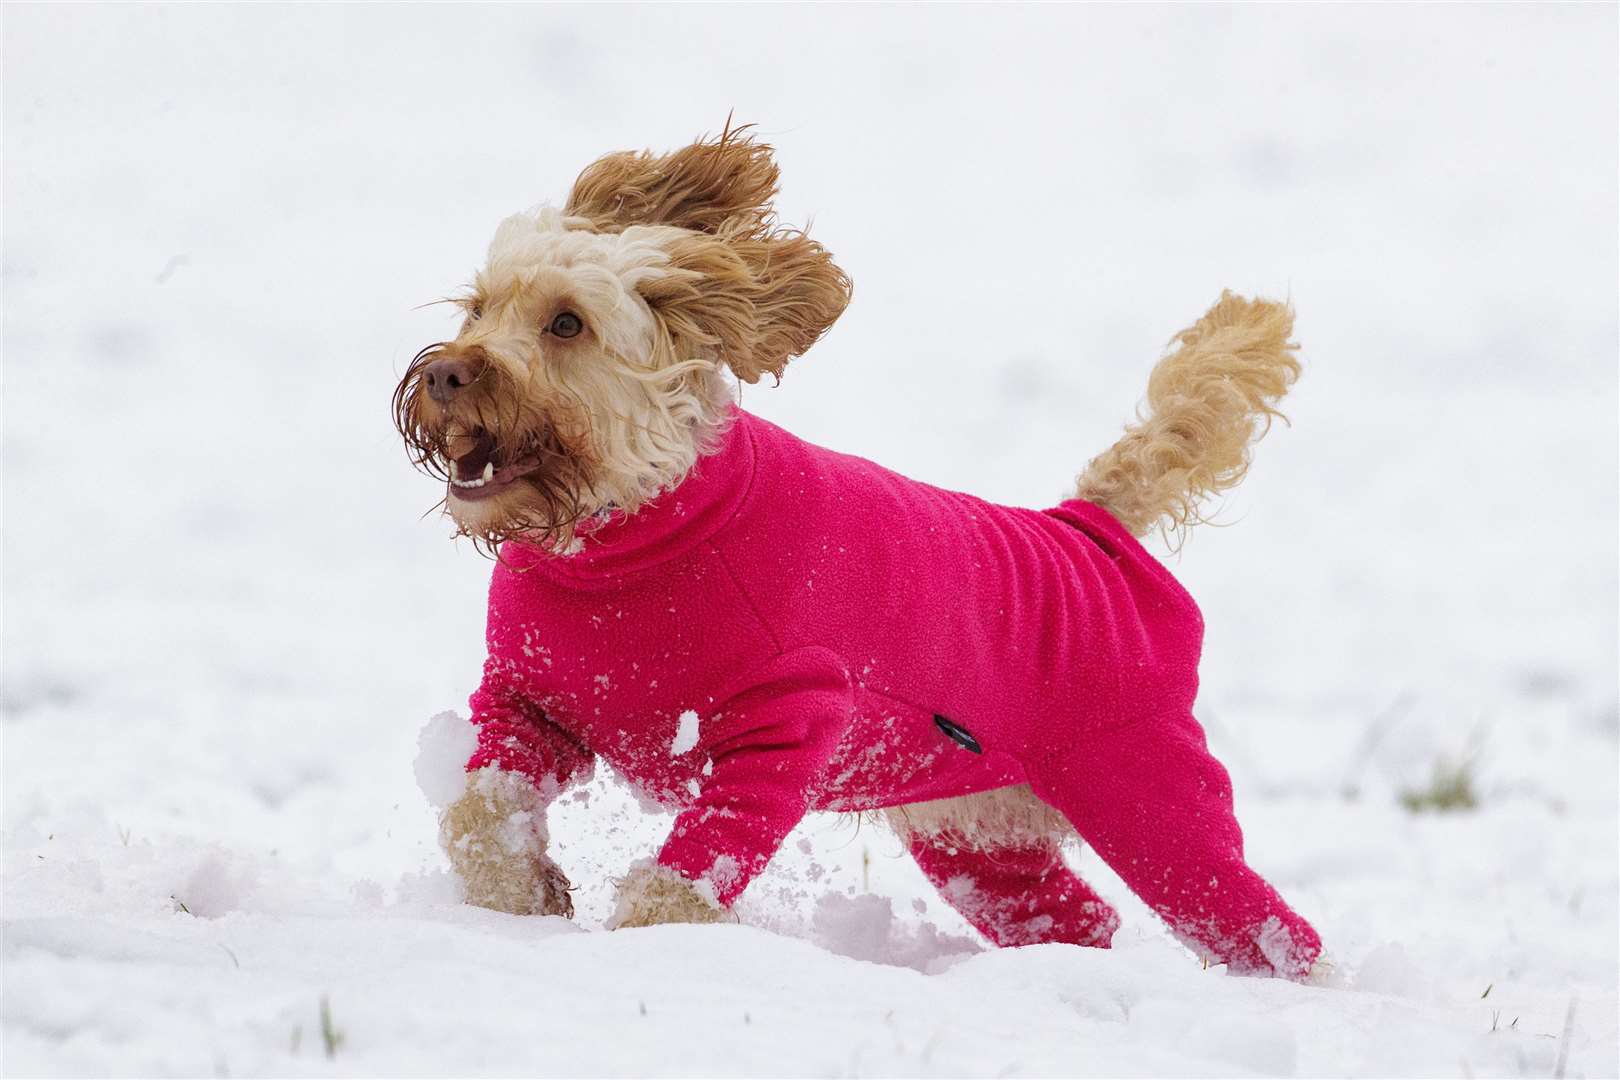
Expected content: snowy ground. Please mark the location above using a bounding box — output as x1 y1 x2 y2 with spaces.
4 5 1617 1077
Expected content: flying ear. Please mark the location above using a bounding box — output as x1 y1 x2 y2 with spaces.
641 228 852 384
579 122 852 380
565 123 780 236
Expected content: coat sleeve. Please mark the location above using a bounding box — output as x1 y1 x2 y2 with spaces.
465 657 595 801
656 647 853 906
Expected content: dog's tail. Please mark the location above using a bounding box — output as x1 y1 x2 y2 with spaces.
1073 291 1300 545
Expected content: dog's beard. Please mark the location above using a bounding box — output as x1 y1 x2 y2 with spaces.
442 425 598 556
394 345 600 555
395 340 732 558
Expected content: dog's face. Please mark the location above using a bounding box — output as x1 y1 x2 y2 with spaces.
394 127 851 553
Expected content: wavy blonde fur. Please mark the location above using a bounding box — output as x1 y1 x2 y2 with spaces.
882 784 1072 849
1075 290 1300 544
441 766 574 917
608 860 732 929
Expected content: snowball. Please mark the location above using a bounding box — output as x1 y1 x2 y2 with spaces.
670 709 700 756
415 711 479 808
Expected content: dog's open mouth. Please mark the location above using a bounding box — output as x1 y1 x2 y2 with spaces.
447 428 541 502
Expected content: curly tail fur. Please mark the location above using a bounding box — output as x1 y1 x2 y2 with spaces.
1074 291 1300 545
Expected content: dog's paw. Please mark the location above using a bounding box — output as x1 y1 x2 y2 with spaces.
440 766 573 918
607 860 732 929
454 847 574 918
1305 953 1347 989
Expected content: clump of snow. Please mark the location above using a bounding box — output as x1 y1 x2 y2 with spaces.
172 850 256 919
1256 914 1298 974
494 808 543 856
702 854 740 900
811 892 980 972
812 891 895 960
414 711 479 809
670 709 700 756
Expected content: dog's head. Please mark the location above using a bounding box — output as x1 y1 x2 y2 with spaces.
394 125 851 553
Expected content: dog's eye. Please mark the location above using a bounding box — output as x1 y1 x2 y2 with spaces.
548 312 583 339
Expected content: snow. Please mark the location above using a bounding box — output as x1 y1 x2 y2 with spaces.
670 710 701 758
3 4 1617 1077
414 712 481 810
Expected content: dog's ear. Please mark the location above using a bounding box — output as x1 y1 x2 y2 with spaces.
566 123 780 236
581 122 851 380
640 228 852 383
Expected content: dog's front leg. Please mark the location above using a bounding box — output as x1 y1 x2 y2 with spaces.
446 660 596 916
607 647 854 929
441 765 574 917
610 860 732 928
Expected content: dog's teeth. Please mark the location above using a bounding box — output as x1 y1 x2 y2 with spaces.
450 460 458 481
482 462 495 482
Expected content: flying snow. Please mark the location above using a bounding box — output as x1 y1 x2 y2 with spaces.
414 711 480 808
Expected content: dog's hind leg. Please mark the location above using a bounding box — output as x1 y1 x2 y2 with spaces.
907 835 1120 949
1027 711 1322 978
1074 291 1300 543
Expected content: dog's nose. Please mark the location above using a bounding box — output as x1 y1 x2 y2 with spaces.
422 356 481 405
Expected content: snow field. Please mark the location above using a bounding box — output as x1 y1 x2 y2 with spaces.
4 4 1616 1077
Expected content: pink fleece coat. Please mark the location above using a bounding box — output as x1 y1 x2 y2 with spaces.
466 407 1321 977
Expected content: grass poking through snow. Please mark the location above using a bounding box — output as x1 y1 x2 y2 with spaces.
320 995 344 1059
1399 755 1481 813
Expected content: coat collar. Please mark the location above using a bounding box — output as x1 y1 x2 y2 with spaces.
500 406 756 582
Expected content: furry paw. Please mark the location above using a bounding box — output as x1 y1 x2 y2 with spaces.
440 766 573 918
1306 953 1346 989
608 861 732 929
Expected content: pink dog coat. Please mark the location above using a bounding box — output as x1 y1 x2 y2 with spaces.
466 407 1322 977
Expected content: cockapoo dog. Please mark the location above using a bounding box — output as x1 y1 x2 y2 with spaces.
395 125 1322 979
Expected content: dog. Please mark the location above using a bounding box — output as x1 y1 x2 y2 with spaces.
395 124 1322 979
